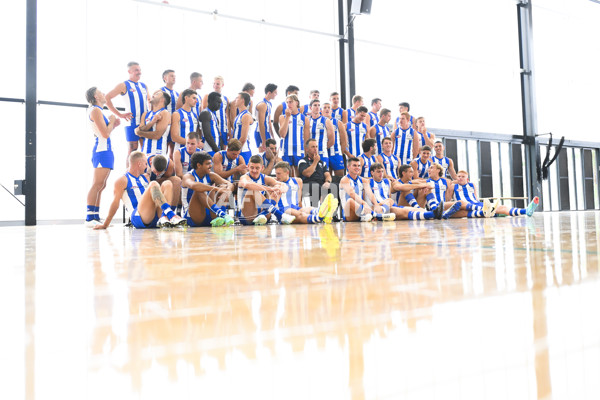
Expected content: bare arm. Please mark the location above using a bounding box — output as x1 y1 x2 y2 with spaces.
169 112 186 146
326 119 334 148
445 182 454 202
91 108 120 139
239 113 253 147
273 104 283 136
105 82 131 120
278 109 291 138
412 131 420 159
137 110 170 140
448 158 458 181
339 123 351 158
174 151 183 178
94 176 127 229
256 102 268 148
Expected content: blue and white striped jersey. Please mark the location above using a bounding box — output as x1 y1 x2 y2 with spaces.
380 152 400 180
217 150 243 183
122 80 148 127
346 120 368 157
308 116 329 155
254 98 272 142
89 105 111 153
394 127 415 165
142 108 170 155
175 108 198 153
454 182 479 204
432 156 451 178
327 117 343 156
182 170 213 216
160 86 179 115
280 113 305 157
368 111 379 127
178 147 200 175
331 107 344 122
370 178 392 204
233 110 252 152
415 157 432 179
122 172 149 215
340 173 364 206
278 177 300 210
360 153 377 178
373 123 390 154
427 177 449 203
238 173 266 206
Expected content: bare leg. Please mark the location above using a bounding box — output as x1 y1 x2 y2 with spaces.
342 199 362 222
166 176 181 206
87 168 111 207
137 181 168 224
188 191 219 224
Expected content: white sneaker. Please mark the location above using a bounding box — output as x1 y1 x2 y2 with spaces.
360 213 373 222
281 213 296 225
381 213 396 221
84 219 101 228
253 214 268 225
157 216 172 228
482 199 493 218
169 215 187 227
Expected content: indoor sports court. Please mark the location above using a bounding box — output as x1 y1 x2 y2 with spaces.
2 0 600 399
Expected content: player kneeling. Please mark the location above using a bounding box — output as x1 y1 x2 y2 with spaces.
181 152 235 227
274 161 336 224
94 151 186 229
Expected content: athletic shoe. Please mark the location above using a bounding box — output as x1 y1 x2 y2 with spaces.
442 202 462 219
380 213 396 221
253 214 268 225
85 219 101 228
169 215 187 227
319 193 333 219
433 202 444 220
157 216 172 228
526 196 540 217
482 199 493 218
210 217 225 227
281 213 296 224
324 199 339 224
491 199 500 217
360 213 373 222
223 214 235 227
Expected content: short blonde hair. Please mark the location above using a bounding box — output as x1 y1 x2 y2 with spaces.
214 75 224 83
286 94 300 108
457 170 469 176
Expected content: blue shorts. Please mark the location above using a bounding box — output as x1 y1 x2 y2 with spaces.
328 154 344 171
125 125 139 142
240 151 252 164
254 130 272 148
236 210 254 226
282 155 303 167
92 150 114 169
131 208 159 229
319 155 330 169
185 209 213 227
221 131 228 147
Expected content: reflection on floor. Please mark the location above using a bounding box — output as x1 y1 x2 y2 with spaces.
2 211 600 400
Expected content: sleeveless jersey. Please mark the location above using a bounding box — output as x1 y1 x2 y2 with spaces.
142 108 169 155
415 157 431 179
340 173 364 205
89 105 111 153
238 173 266 206
418 131 432 147
347 120 368 157
175 108 198 152
370 178 392 204
432 156 451 178
368 111 379 127
278 177 300 210
394 178 412 206
394 127 415 165
327 117 343 156
260 152 277 176
309 115 329 155
347 108 356 120
202 110 221 152
218 150 242 183
122 172 149 215
427 177 449 203
122 80 148 127
374 123 390 154
454 182 479 203
178 147 199 175
160 86 179 115
254 98 272 142
182 170 213 216
147 155 171 181
215 94 229 138
233 109 252 152
280 113 305 157
380 152 400 179
331 107 344 122
360 154 377 178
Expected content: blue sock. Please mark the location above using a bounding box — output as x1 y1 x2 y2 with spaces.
405 193 419 208
308 214 318 224
86 205 96 221
381 204 390 213
510 208 526 216
160 203 175 219
426 193 438 209
209 204 226 218
262 199 283 220
423 211 435 220
468 210 484 218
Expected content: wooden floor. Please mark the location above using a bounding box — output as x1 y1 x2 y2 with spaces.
3 211 600 400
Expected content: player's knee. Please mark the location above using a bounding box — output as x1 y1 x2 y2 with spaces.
161 180 173 190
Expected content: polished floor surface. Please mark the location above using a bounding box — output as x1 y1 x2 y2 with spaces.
2 211 600 400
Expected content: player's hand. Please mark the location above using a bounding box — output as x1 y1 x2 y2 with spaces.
153 114 162 123
284 107 292 118
259 144 266 153
119 112 133 121
322 181 331 190
93 224 107 230
362 204 373 215
313 152 320 163
235 164 248 173
109 115 117 123
114 118 121 128
374 204 384 214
